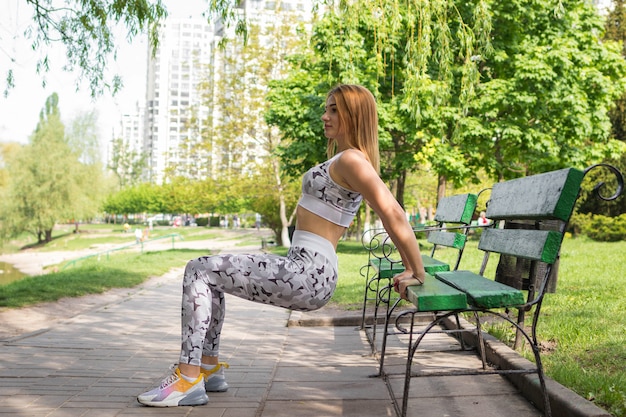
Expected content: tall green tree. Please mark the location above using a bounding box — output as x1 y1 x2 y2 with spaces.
270 0 626 205
2 94 71 242
108 137 147 188
65 110 114 232
577 0 626 217
457 0 626 181
0 94 107 243
268 0 491 205
605 0 626 143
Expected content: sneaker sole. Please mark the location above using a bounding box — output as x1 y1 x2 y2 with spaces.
204 378 228 392
137 390 208 407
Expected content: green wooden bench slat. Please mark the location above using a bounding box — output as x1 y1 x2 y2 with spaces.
435 270 525 308
434 193 478 224
370 258 405 278
479 229 563 263
486 168 584 221
371 256 451 278
427 231 467 249
422 256 451 274
406 274 468 312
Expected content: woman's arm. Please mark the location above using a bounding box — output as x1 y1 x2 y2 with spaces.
332 150 425 298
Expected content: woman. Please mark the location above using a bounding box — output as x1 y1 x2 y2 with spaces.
137 84 425 407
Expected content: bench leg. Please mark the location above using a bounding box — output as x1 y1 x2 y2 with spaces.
514 308 526 350
370 278 388 345
474 311 488 369
400 315 449 417
360 264 377 330
377 296 401 377
453 312 467 351
476 309 553 417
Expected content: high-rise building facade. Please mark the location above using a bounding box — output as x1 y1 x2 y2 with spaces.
144 16 214 184
208 0 314 178
120 102 145 157
128 1 313 184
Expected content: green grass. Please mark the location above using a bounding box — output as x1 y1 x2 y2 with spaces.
538 238 626 417
1 230 624 416
0 249 207 307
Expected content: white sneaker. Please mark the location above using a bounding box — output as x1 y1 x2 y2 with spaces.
137 368 208 407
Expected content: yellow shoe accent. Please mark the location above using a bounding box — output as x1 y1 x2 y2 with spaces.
200 362 230 378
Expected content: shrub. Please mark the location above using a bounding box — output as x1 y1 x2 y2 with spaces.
582 213 626 242
568 212 592 237
196 217 209 227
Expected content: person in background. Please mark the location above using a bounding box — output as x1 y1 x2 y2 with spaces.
137 84 426 407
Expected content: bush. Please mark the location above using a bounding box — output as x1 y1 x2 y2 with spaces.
196 217 209 227
581 213 626 242
568 212 592 237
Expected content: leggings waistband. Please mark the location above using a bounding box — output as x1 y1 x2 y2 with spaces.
291 230 338 273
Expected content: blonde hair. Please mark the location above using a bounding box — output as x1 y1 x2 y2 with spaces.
326 84 380 173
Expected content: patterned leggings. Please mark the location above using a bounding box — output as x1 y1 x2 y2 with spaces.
179 231 338 366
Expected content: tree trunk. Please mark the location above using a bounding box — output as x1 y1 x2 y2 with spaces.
395 169 407 209
45 229 53 243
271 136 291 248
437 175 447 206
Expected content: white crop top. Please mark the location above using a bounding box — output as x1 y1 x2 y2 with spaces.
298 152 363 227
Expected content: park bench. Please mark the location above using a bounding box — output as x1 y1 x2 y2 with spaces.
371 165 623 417
359 193 479 346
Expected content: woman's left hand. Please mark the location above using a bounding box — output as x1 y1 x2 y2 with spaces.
392 270 423 300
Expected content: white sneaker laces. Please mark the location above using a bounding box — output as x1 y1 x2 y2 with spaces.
160 370 181 389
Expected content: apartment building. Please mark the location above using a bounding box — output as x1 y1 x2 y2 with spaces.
114 0 314 184
120 102 145 157
142 16 215 183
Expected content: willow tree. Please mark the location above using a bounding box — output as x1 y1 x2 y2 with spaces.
4 0 167 97
267 0 492 204
458 0 626 181
269 0 626 209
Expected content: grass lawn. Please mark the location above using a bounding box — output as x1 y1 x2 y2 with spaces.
0 249 208 307
0 226 624 416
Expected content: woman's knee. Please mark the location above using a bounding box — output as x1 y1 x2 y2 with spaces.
183 256 225 288
183 257 208 285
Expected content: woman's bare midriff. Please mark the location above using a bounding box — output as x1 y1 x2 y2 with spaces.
295 205 346 249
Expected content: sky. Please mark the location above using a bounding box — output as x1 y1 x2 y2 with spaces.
0 0 206 159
